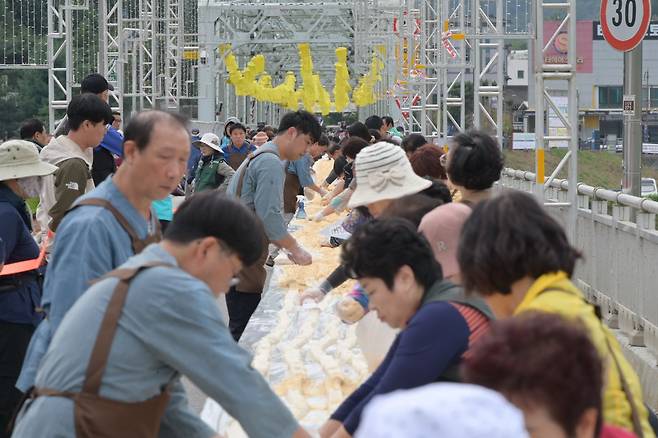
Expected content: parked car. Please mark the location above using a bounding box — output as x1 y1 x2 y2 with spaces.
641 178 658 197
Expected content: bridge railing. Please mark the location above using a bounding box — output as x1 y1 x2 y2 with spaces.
499 168 658 367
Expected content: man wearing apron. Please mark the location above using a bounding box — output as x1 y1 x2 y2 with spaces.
17 111 188 393
222 122 256 171
226 111 321 341
283 134 330 218
10 194 311 438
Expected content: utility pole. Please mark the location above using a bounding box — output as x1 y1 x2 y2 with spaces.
623 44 642 198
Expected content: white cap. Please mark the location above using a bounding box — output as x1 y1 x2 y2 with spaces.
193 133 222 152
0 140 57 182
356 383 529 438
348 142 431 208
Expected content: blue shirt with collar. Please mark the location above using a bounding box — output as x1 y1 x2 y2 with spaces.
16 177 158 391
12 244 299 438
226 141 288 241
221 141 256 162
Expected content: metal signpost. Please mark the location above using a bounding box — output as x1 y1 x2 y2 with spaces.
601 0 651 198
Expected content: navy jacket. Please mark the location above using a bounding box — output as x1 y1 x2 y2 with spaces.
0 183 42 326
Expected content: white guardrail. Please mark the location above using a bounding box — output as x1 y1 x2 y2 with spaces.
499 168 658 370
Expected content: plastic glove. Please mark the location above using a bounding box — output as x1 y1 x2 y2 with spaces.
310 212 324 222
303 187 316 201
336 284 369 324
300 286 325 304
287 244 312 266
335 297 367 324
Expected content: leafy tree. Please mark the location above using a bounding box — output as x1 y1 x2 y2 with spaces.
0 69 48 139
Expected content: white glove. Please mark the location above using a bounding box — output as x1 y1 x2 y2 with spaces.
304 187 316 201
287 245 312 266
300 287 325 304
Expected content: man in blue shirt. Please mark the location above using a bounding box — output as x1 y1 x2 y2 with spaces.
283 134 330 217
17 111 190 392
226 111 320 340
222 122 256 170
11 194 310 438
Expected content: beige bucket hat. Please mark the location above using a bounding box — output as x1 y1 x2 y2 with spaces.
193 133 222 152
0 140 57 182
348 141 432 208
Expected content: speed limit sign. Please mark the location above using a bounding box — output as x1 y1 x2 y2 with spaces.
601 0 651 51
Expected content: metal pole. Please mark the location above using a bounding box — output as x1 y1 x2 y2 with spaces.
623 44 643 198
496 0 504 142
566 0 578 243
534 0 544 199
98 0 107 75
473 0 481 129
47 0 55 131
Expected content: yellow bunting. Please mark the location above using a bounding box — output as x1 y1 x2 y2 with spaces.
353 47 385 107
333 47 351 112
219 42 385 113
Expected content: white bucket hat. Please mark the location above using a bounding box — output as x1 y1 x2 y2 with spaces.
193 133 222 152
348 142 431 208
356 383 529 438
0 140 57 182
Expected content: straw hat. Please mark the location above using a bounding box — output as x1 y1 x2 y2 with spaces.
193 133 222 152
348 142 431 208
0 140 57 182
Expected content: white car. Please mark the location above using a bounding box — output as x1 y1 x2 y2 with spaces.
641 178 658 197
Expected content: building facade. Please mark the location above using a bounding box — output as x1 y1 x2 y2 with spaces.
508 20 658 145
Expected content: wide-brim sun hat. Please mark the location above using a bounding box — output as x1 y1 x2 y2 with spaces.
0 140 58 182
348 141 432 209
193 132 222 152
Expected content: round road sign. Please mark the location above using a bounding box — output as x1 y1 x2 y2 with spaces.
601 0 651 52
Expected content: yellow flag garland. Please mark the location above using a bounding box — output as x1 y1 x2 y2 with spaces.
220 44 383 112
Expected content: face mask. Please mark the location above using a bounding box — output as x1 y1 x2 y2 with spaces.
17 176 42 198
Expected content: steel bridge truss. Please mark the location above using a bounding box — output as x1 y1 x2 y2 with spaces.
534 0 578 243
44 0 198 130
197 1 363 126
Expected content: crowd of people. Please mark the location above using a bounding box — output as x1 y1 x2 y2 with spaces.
0 71 656 438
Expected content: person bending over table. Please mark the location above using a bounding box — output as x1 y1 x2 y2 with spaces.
11 193 311 438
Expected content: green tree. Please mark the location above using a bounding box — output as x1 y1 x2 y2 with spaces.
0 70 48 139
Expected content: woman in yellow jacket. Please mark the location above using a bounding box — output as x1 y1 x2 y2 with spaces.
457 190 654 437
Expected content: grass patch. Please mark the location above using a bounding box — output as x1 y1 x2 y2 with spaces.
504 149 658 189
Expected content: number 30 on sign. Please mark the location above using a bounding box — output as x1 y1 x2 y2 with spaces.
601 0 651 51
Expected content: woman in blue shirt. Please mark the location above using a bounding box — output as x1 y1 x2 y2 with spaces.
0 140 57 437
319 219 492 438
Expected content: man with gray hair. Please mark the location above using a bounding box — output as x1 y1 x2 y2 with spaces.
17 111 190 391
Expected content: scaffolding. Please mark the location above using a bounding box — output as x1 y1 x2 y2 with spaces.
534 0 578 242
197 0 358 126
0 0 536 135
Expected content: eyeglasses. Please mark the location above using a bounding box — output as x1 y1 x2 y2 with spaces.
201 238 243 280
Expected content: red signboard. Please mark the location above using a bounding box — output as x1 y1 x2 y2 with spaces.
543 20 593 74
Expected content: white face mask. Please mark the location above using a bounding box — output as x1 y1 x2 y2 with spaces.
17 176 42 198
